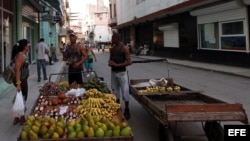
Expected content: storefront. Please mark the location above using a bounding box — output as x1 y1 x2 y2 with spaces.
0 0 13 74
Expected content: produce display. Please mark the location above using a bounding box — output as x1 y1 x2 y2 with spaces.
19 81 133 140
83 78 110 93
137 85 181 94
77 88 121 120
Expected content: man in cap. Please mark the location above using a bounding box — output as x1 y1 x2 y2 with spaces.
64 32 87 84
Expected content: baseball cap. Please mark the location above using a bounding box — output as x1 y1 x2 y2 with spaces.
69 32 77 37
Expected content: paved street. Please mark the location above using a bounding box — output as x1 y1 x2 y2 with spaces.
0 49 250 141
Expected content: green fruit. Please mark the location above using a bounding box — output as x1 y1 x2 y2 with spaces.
120 127 131 136
68 119 76 127
48 125 56 136
51 132 60 139
31 125 40 133
27 115 35 122
40 125 48 135
119 121 128 129
49 118 56 124
29 130 38 140
167 87 173 93
67 126 75 133
42 132 50 139
87 127 94 137
82 125 89 134
42 121 50 127
20 131 28 140
22 125 31 132
25 120 33 126
76 131 85 138
55 127 64 137
107 122 115 130
93 116 100 123
95 127 104 137
104 130 113 137
75 123 81 130
113 125 120 136
33 120 41 128
100 123 107 132
68 131 77 138
75 125 82 133
56 121 65 128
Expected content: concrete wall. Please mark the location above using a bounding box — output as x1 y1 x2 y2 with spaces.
116 0 187 24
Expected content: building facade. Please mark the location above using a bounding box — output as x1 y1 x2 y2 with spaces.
110 0 250 67
0 0 68 97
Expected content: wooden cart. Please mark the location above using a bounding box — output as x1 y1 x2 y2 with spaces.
129 78 249 141
17 72 133 141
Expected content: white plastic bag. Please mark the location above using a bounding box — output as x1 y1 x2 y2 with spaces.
44 54 49 63
11 91 25 117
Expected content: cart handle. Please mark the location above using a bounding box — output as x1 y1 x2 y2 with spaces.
132 59 167 64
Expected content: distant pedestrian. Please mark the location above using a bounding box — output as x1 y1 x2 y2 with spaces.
36 38 49 82
64 32 87 84
11 39 30 125
84 44 97 73
101 44 105 53
50 43 58 62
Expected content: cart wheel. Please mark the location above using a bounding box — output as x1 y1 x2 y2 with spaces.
158 124 174 141
204 121 224 141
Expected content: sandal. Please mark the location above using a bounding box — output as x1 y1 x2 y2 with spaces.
19 116 26 125
13 117 20 125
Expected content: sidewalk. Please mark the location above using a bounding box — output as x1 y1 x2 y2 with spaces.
0 55 65 141
133 55 250 78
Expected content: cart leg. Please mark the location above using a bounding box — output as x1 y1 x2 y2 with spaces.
204 121 224 141
158 124 174 141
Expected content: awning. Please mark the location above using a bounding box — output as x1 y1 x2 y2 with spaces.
44 0 62 14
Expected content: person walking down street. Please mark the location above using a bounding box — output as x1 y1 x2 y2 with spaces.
109 32 132 120
11 39 30 125
36 38 49 82
84 44 97 75
64 32 87 84
101 44 105 53
50 43 58 62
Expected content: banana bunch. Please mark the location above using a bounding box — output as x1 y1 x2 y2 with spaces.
79 97 105 108
77 89 121 120
85 88 103 98
102 93 116 103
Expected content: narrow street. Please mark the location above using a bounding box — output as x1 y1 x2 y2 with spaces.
93 49 250 141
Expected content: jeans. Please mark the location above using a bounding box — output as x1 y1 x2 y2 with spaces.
37 59 47 80
111 71 130 102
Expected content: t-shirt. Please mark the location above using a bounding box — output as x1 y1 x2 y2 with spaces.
36 42 48 59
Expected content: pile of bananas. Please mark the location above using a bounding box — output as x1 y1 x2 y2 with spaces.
77 88 121 120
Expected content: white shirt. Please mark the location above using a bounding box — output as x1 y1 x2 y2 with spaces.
36 42 48 59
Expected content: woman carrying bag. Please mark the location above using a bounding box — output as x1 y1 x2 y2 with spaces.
11 39 30 125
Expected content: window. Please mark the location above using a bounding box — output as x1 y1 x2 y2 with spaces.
199 20 246 51
199 23 219 49
220 21 246 50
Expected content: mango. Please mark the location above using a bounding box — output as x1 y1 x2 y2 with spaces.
95 127 104 137
120 127 131 136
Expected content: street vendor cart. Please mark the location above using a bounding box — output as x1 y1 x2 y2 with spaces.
129 59 249 141
17 71 133 141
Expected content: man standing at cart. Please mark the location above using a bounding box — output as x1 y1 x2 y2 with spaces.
64 31 87 84
109 31 132 120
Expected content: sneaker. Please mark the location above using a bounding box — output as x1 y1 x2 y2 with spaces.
37 79 41 82
44 77 48 80
123 108 131 120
